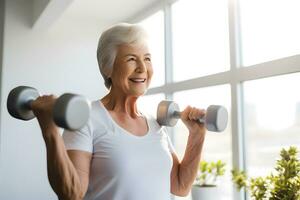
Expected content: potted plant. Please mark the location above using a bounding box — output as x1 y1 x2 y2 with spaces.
231 146 300 200
192 160 226 200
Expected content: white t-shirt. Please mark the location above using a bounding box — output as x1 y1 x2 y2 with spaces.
63 100 175 200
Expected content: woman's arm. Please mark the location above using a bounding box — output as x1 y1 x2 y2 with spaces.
45 130 92 200
170 106 206 196
32 95 92 200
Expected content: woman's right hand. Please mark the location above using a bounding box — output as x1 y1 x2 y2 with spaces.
31 95 59 137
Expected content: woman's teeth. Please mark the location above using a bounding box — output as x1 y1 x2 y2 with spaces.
130 78 146 83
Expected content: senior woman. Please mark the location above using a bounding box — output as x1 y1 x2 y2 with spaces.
31 23 206 200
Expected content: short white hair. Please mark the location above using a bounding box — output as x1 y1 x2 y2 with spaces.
97 23 149 89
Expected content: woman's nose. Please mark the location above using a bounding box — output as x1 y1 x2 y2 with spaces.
136 60 147 73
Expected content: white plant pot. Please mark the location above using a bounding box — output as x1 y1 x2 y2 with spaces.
191 185 221 200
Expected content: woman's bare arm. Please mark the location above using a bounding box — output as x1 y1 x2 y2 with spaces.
170 132 204 196
32 95 92 200
44 129 92 200
169 106 206 196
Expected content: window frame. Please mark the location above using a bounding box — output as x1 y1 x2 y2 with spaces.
128 0 300 199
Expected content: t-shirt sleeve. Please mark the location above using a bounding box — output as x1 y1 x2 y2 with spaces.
62 122 93 153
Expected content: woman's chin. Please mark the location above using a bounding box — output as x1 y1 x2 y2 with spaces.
129 88 147 97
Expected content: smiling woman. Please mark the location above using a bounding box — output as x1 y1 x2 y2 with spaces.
29 23 208 200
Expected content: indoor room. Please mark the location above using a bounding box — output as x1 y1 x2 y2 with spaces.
0 0 300 200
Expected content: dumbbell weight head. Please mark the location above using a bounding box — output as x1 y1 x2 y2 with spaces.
205 105 228 132
53 94 91 130
157 100 180 127
7 86 40 120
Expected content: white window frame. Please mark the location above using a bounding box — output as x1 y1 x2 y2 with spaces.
128 0 300 199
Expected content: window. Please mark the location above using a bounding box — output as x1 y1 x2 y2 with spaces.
240 0 300 66
136 0 300 199
172 0 230 81
138 93 165 117
139 11 165 88
244 72 300 177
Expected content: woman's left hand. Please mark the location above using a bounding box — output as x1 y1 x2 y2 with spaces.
180 106 206 137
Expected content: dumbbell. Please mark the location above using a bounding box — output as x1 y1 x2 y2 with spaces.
157 101 228 132
7 86 91 130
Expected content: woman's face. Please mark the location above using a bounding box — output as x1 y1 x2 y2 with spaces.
110 43 153 97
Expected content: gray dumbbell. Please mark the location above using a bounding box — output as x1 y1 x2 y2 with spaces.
157 100 228 132
7 86 91 130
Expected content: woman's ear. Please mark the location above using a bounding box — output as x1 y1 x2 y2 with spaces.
104 77 112 89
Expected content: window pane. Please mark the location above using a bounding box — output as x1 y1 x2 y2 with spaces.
172 0 230 82
240 0 300 66
138 93 165 117
173 85 232 200
244 73 300 178
139 11 165 88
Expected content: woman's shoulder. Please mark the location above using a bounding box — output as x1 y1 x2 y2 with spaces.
89 100 105 117
88 100 114 134
142 112 166 134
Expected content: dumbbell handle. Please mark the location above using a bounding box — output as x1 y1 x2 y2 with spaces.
173 111 206 123
24 99 35 110
174 105 228 132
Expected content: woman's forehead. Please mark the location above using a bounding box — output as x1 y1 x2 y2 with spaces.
117 43 150 55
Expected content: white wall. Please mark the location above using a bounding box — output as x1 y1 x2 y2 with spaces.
0 0 107 199
0 0 4 137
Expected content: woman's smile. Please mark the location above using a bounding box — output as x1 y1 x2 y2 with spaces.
129 78 147 83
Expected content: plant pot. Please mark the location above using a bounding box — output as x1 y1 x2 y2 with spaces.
191 185 221 200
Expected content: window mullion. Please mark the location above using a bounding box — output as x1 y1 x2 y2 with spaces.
228 0 247 199
164 3 173 86
164 4 176 200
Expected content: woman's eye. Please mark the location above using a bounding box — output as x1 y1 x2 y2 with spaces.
127 57 135 62
145 57 151 62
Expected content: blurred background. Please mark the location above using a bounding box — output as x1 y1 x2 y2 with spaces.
0 0 299 199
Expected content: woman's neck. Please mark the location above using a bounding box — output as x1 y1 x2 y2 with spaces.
101 89 141 118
